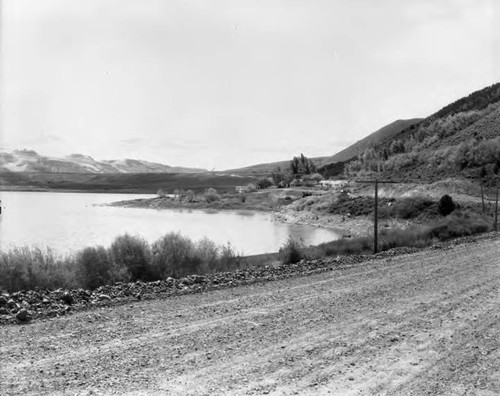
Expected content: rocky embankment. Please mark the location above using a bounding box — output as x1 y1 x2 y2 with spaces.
273 209 373 237
0 247 421 326
2 232 494 326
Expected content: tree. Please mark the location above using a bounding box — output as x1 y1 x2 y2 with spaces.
204 188 221 203
184 190 195 202
438 195 455 216
272 167 293 187
256 178 273 189
290 153 316 177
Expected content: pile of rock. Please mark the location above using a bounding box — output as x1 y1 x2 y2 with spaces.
0 243 431 325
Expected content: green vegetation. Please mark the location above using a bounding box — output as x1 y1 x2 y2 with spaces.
0 172 258 194
438 194 455 216
0 233 239 293
308 209 492 260
344 83 500 182
204 188 222 203
278 237 305 264
0 204 493 292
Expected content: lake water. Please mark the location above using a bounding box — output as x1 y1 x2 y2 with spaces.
0 191 340 256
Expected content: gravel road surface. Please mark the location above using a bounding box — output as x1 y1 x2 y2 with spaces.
1 236 499 395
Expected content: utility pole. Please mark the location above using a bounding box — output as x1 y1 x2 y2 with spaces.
374 179 379 253
356 179 399 254
480 181 485 214
495 182 499 232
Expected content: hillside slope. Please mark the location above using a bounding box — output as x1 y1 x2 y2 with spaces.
315 118 422 166
346 82 500 182
225 118 421 176
0 150 207 174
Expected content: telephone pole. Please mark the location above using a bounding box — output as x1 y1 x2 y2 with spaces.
356 179 399 254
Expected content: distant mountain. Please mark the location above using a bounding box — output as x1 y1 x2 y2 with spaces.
345 82 500 182
0 150 207 174
224 118 421 176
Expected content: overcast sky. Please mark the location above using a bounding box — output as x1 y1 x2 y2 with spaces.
1 0 499 170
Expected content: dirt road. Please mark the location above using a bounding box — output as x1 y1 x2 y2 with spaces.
1 236 499 395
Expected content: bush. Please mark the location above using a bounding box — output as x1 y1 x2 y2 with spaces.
151 233 200 278
109 234 151 281
430 210 491 240
0 247 76 292
75 246 113 289
194 237 220 273
394 196 434 219
244 183 257 193
213 243 239 273
204 188 221 203
438 194 455 216
184 190 195 203
256 178 273 189
279 237 305 264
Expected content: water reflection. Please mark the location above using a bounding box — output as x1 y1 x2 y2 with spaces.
0 191 339 256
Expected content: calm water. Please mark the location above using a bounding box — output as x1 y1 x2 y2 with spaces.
0 191 339 256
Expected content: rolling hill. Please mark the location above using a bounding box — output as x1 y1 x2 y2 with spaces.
0 150 207 174
224 118 421 176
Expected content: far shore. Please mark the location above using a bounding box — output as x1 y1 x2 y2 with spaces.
106 195 381 239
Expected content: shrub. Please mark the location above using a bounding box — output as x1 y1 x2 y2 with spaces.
279 237 305 264
378 227 431 250
394 196 434 219
214 243 239 273
75 246 113 289
0 247 76 292
319 237 372 256
244 183 257 193
151 233 200 278
109 234 151 281
438 194 455 216
194 237 220 273
430 210 491 240
256 178 273 189
184 190 195 203
204 188 221 203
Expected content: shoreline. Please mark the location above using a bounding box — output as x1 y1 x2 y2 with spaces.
107 196 374 238
273 209 374 238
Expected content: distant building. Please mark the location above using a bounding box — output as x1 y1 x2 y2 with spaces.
319 180 347 190
235 186 245 193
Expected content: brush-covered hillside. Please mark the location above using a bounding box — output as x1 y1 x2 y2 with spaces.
225 118 420 176
345 82 500 183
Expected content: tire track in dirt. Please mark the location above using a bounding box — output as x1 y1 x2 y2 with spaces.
1 236 499 395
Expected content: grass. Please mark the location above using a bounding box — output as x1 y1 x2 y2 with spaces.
309 209 492 258
0 172 258 194
0 233 241 293
0 209 493 293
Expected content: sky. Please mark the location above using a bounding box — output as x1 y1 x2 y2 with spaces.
0 0 499 170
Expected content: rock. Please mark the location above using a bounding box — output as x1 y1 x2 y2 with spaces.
0 296 8 306
16 308 29 321
97 294 111 301
0 307 9 315
60 292 73 305
7 299 17 309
